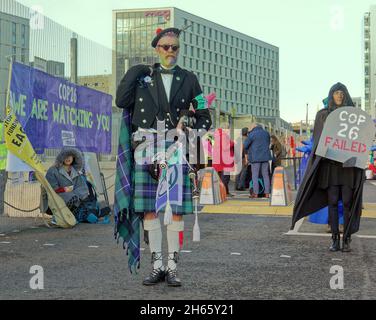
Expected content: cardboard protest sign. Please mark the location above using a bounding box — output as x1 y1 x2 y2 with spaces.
316 107 376 169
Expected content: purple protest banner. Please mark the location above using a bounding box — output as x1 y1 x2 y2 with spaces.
9 62 112 154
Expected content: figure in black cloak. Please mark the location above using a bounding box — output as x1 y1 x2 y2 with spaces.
292 83 365 252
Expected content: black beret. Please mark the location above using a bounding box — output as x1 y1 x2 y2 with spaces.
151 28 181 48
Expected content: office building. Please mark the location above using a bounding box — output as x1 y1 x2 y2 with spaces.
364 8 375 118
0 11 29 118
113 7 280 120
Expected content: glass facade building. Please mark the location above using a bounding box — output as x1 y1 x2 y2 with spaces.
1 0 112 118
364 9 374 118
1 0 115 157
0 11 30 118
113 7 279 118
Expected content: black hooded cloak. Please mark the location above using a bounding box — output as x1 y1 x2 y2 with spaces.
291 83 365 239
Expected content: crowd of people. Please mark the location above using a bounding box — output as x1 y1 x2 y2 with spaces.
209 123 286 199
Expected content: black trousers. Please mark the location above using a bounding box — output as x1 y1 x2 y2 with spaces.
327 185 353 236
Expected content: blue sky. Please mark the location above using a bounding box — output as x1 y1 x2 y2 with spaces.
17 0 375 122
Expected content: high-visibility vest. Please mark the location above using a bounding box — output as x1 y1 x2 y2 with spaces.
0 123 7 170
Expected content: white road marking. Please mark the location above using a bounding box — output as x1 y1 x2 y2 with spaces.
0 242 11 244
231 252 242 256
181 250 192 253
285 232 332 237
140 248 145 251
285 232 376 239
286 218 305 235
370 181 376 187
357 235 376 239
88 246 99 248
43 244 55 247
280 255 291 259
0 234 5 237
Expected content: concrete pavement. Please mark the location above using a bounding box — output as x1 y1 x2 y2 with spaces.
1 211 376 300
0 178 375 300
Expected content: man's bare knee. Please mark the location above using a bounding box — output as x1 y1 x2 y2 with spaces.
145 212 158 220
173 214 183 222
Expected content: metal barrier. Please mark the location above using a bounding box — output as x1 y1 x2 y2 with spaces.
280 157 303 191
0 163 116 234
0 172 44 234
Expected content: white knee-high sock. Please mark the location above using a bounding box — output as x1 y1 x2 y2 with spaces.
144 218 163 270
167 220 184 271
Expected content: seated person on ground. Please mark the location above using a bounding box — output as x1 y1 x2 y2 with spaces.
45 147 111 224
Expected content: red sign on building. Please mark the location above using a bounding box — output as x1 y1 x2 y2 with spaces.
144 10 171 21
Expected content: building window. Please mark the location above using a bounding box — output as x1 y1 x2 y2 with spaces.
21 24 26 47
12 22 17 45
21 48 26 63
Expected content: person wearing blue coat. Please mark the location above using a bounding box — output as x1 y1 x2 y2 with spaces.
244 123 272 198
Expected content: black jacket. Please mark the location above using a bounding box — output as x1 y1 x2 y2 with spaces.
115 63 212 132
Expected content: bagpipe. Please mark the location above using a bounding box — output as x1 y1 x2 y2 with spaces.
148 93 215 183
148 93 215 238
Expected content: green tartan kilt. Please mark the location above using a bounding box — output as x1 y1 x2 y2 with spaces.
134 163 193 215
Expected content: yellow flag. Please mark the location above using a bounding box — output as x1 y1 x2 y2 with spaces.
3 112 76 228
3 113 46 174
34 172 77 228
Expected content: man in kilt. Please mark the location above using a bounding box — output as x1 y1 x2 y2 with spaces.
115 27 212 286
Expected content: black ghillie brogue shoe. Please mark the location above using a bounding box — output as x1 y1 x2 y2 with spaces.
142 252 165 286
143 268 166 286
166 269 181 287
166 252 181 287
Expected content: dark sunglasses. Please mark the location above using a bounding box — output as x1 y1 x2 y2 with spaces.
157 44 180 52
